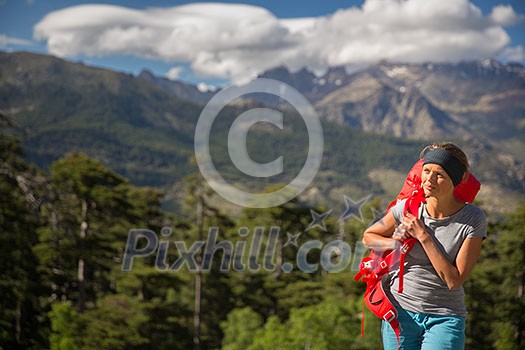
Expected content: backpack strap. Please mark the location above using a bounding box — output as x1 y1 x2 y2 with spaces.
397 238 416 293
397 190 425 292
364 276 401 346
354 189 426 346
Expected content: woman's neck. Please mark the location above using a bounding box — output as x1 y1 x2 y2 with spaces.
425 196 465 219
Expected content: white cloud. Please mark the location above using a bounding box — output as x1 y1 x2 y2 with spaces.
0 34 33 48
499 45 524 62
197 82 217 92
165 66 184 81
33 0 521 83
490 5 522 26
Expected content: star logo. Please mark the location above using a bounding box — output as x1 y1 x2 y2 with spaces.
284 232 302 247
338 195 371 222
305 209 332 232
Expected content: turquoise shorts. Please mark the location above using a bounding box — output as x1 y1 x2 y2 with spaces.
382 307 465 350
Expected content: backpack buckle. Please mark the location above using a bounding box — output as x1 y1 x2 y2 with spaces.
383 310 396 323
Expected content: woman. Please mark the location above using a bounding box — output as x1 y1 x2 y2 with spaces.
362 143 486 350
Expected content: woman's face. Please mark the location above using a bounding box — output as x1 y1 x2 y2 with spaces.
421 163 454 199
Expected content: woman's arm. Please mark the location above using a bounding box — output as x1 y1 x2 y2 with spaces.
362 211 403 252
402 212 483 290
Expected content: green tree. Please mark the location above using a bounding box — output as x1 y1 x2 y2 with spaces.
248 316 290 350
36 152 132 311
111 185 194 350
465 205 525 349
220 307 263 350
178 172 236 350
34 152 184 349
493 206 525 349
0 113 47 349
229 190 316 321
77 295 148 350
48 302 78 350
247 298 379 350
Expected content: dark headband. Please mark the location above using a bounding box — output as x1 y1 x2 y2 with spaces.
423 149 465 186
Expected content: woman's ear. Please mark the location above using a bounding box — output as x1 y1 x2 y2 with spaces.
461 171 468 183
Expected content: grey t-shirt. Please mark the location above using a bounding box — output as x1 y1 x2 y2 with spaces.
383 199 486 316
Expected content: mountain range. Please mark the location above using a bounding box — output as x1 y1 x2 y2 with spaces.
0 51 523 215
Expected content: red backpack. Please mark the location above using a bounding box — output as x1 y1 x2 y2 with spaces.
354 159 480 345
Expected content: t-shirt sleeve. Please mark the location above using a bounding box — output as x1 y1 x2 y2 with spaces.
466 206 487 239
389 198 407 224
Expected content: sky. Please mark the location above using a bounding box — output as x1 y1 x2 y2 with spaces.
1 0 524 88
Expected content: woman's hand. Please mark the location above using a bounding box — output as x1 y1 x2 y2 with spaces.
401 213 428 242
401 212 484 290
392 223 409 242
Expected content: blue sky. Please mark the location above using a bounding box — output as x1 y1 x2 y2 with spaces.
1 0 524 87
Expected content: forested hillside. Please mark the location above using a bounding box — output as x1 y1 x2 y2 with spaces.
0 51 523 214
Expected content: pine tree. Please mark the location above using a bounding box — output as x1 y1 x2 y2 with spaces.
0 112 48 348
36 152 131 312
180 172 236 350
465 205 525 349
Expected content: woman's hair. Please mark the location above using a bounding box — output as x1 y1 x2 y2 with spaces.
420 142 469 171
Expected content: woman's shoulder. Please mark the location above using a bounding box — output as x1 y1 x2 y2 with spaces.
461 203 485 219
388 198 408 222
458 203 487 235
